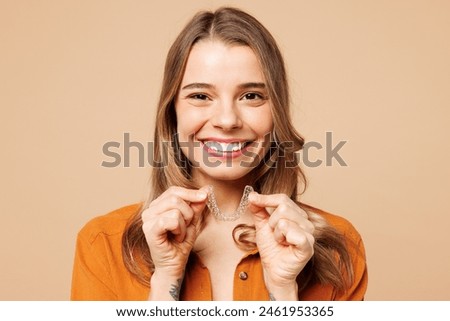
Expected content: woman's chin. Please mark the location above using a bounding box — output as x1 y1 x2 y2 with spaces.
192 166 253 184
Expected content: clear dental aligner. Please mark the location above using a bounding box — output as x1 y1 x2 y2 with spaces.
206 185 254 221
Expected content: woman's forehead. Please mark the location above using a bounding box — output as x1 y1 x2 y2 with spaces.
181 40 265 87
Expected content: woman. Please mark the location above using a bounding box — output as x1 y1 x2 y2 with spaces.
71 7 367 301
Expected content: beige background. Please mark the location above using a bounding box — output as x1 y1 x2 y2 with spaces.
1 0 449 300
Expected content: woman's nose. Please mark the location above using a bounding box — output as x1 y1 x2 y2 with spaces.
210 100 243 131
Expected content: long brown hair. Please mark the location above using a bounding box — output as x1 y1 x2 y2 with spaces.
122 7 353 294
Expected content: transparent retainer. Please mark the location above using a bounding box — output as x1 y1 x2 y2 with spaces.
206 185 254 221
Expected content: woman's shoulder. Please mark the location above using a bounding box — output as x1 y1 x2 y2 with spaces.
77 203 143 243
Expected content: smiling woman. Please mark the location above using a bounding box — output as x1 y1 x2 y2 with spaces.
71 7 368 301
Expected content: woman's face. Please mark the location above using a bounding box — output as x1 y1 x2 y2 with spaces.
175 40 273 185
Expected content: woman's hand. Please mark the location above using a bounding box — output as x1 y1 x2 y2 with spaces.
142 186 208 300
248 192 315 300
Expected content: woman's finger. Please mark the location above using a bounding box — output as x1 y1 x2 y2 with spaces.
249 192 313 233
144 186 208 225
269 207 314 235
274 218 315 250
163 186 208 203
150 213 187 244
147 195 194 225
248 192 294 210
165 209 188 242
185 199 208 240
248 192 271 222
273 218 289 244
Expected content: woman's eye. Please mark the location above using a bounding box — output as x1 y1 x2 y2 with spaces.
242 92 263 100
190 94 209 100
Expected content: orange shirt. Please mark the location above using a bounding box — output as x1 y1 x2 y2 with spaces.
71 204 368 300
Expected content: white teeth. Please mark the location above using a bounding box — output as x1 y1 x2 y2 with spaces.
204 141 246 152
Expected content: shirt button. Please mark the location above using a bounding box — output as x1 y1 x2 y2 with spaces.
239 271 248 280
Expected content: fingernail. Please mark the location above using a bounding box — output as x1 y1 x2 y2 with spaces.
198 191 207 199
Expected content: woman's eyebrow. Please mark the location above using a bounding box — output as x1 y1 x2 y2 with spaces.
237 82 266 89
181 82 266 91
181 83 214 90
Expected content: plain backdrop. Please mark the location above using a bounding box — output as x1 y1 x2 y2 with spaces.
1 0 449 300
